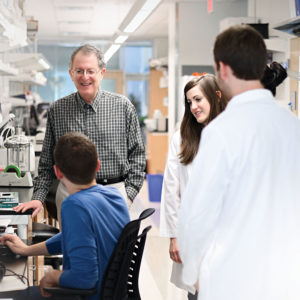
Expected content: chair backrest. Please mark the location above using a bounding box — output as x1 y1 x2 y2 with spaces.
99 208 155 300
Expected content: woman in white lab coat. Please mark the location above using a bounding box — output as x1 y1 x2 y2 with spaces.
160 74 228 299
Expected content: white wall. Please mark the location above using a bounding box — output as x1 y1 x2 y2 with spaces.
248 0 292 33
166 0 294 131
173 0 247 126
248 0 293 107
178 0 294 66
152 37 168 59
176 0 293 108
178 0 248 67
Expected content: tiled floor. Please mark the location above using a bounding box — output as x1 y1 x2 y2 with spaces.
130 181 187 300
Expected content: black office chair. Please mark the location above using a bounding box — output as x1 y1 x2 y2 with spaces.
44 208 155 300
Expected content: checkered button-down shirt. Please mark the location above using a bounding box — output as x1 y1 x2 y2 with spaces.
33 89 146 202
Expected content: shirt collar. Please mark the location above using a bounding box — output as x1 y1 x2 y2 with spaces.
76 89 102 112
227 89 274 110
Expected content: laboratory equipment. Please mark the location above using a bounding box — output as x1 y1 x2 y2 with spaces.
0 127 34 239
4 127 35 174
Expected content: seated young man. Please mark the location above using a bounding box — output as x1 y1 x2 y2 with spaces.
0 132 130 300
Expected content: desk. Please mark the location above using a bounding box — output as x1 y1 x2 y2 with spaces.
0 254 28 291
0 210 35 290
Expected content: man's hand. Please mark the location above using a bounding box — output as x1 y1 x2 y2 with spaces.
13 200 43 218
0 234 28 256
39 270 62 298
169 237 182 264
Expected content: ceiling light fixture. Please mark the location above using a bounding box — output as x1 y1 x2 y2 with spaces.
104 0 162 63
114 35 129 44
119 0 162 33
104 44 121 63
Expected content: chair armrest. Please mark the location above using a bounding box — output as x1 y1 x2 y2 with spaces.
44 286 97 296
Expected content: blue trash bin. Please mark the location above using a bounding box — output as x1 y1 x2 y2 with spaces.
146 174 163 202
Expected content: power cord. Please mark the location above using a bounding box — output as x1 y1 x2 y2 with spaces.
0 260 29 286
0 125 15 142
5 267 29 286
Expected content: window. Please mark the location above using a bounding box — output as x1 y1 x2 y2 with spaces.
36 42 153 120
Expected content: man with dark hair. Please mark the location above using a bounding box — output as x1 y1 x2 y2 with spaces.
0 132 130 300
14 44 146 222
53 132 99 185
178 24 300 300
213 25 267 80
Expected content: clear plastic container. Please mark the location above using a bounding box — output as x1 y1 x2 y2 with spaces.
4 127 35 174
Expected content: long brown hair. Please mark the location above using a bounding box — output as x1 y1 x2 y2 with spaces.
179 74 228 165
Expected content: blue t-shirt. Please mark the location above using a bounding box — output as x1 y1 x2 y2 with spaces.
46 184 130 300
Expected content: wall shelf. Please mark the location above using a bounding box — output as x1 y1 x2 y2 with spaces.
0 60 18 76
9 72 47 86
5 53 51 72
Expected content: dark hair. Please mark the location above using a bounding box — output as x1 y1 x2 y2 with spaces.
69 44 106 70
54 132 98 185
261 62 287 96
179 74 228 165
213 24 267 80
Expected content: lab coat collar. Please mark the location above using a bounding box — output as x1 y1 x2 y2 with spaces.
227 89 274 110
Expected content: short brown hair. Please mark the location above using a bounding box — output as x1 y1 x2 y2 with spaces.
69 44 106 70
179 74 228 165
213 24 267 80
54 132 98 185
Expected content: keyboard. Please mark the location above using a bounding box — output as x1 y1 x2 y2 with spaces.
0 244 15 258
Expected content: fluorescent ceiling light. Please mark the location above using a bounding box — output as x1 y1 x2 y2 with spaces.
104 44 121 62
114 35 128 44
123 0 161 33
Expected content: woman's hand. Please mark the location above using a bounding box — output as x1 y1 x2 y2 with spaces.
169 237 182 263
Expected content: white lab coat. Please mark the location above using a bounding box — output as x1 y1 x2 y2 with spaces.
178 89 300 300
160 130 195 294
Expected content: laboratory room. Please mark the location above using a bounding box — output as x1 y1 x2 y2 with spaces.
0 0 299 299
